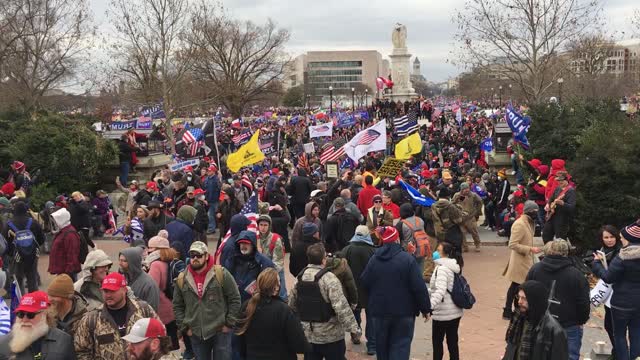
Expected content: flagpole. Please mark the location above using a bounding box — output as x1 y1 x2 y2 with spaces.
213 117 221 168
276 128 281 159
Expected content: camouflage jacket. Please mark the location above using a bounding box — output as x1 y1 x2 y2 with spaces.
289 264 360 344
74 296 157 360
452 191 483 220
431 199 464 242
258 232 285 272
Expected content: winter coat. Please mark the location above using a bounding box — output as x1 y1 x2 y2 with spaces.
148 258 176 325
219 214 252 266
165 219 194 260
55 293 89 337
503 214 535 284
217 196 243 238
338 235 376 308
526 255 590 327
288 170 313 205
239 296 309 360
593 244 640 311
120 247 160 311
289 264 360 344
48 224 81 275
143 212 174 241
0 327 76 360
257 229 285 272
222 231 275 302
502 311 568 360
361 243 432 318
192 200 209 233
431 199 464 243
545 159 567 202
325 257 358 306
133 189 152 207
429 258 463 321
2 213 45 260
365 207 394 243
172 257 241 339
68 200 92 230
356 185 382 217
289 234 321 277
323 208 359 253
204 175 221 204
291 202 321 247
452 191 483 219
91 196 110 217
74 297 157 360
118 139 134 163
327 199 363 223
74 276 103 311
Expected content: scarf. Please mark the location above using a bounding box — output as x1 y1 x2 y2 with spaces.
143 250 161 272
505 309 534 360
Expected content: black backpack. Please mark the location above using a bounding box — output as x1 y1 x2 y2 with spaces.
164 259 186 300
294 267 335 322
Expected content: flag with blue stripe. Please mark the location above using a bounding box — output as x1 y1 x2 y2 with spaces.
399 180 435 207
480 137 493 152
505 105 531 150
141 103 166 119
10 277 21 326
393 111 418 137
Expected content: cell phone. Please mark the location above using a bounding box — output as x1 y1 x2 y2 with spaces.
596 250 608 269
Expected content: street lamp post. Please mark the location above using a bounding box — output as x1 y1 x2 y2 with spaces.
351 87 355 111
329 86 333 114
557 78 564 104
365 88 368 108
306 94 311 109
491 88 494 107
499 85 503 108
509 84 512 103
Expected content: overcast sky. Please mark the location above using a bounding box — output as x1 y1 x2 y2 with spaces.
90 0 637 83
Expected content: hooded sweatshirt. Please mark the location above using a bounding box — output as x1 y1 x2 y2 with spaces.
48 208 81 275
218 214 252 266
166 206 197 259
223 230 274 302
120 247 160 311
257 216 285 272
545 159 566 202
291 202 321 247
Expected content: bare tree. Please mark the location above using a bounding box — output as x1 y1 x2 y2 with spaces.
453 0 602 103
565 33 616 98
189 5 290 118
0 0 92 113
108 0 196 153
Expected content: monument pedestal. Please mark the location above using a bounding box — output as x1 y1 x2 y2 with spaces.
385 47 418 102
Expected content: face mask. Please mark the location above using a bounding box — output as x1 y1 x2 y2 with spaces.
432 251 441 260
240 248 251 255
187 175 193 182
197 195 205 201
525 211 537 219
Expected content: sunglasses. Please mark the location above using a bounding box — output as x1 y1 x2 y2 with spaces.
189 253 205 259
16 311 41 319
374 200 382 203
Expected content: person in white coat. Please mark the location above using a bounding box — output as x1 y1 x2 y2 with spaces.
429 241 463 360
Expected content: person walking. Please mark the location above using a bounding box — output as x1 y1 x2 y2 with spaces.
288 168 313 220
452 183 483 252
526 240 590 360
119 247 161 311
256 215 287 301
502 201 541 320
361 227 432 360
49 207 82 281
47 274 89 337
430 242 463 360
592 221 640 360
324 197 360 253
204 165 221 234
73 249 113 310
123 318 179 360
236 268 309 360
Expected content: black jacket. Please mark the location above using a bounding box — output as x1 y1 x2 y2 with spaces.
118 140 134 163
133 190 152 207
143 212 174 241
2 214 45 258
526 256 590 327
323 209 359 253
338 240 376 308
239 296 309 360
593 244 640 311
287 173 313 205
68 200 92 229
503 311 568 360
289 235 321 277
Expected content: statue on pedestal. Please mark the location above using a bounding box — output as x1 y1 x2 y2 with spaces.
392 23 407 49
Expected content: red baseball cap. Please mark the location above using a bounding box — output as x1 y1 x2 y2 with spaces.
184 166 193 172
15 290 50 313
122 318 167 343
193 188 206 196
207 165 217 172
102 272 127 291
146 181 159 191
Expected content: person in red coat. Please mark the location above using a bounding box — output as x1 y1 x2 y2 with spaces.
357 175 382 217
48 208 81 281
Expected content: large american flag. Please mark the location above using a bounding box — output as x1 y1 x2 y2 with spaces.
214 192 258 263
356 129 381 146
182 128 204 157
394 111 419 137
320 138 346 164
232 130 252 145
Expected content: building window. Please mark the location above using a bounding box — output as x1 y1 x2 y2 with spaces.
308 61 363 68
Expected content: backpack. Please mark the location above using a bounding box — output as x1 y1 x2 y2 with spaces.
164 259 186 299
402 218 432 258
294 267 335 323
268 233 284 258
448 272 476 310
8 219 37 257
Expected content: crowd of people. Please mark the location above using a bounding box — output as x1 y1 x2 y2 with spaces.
0 99 638 360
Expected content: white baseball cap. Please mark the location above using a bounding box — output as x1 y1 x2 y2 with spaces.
122 318 166 343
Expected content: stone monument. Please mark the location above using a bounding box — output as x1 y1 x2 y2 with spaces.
386 23 418 101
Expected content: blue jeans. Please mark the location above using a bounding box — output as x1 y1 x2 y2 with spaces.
120 161 130 186
611 307 640 360
190 331 231 360
278 269 288 302
564 325 583 360
373 316 415 360
207 201 219 232
354 308 376 352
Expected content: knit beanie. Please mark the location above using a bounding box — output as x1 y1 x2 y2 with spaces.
47 274 74 298
257 214 272 227
157 229 169 239
148 236 170 249
177 205 197 225
302 222 319 237
523 200 538 214
621 221 640 244
378 226 399 244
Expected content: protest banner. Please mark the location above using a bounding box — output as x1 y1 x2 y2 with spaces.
377 157 405 178
170 159 199 172
303 142 315 154
259 132 277 156
325 162 339 178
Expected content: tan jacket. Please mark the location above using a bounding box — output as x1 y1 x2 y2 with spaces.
503 215 535 284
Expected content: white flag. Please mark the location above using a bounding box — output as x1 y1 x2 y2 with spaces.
344 120 387 162
308 122 333 138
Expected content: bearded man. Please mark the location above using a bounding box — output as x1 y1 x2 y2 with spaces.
0 290 76 359
123 317 179 360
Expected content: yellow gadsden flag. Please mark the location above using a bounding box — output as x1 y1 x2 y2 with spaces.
394 132 422 160
226 130 265 173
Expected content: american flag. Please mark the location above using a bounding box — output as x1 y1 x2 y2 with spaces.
356 129 381 146
394 111 419 137
214 192 258 263
232 130 252 145
182 128 204 157
432 108 443 121
320 139 346 164
298 152 308 169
